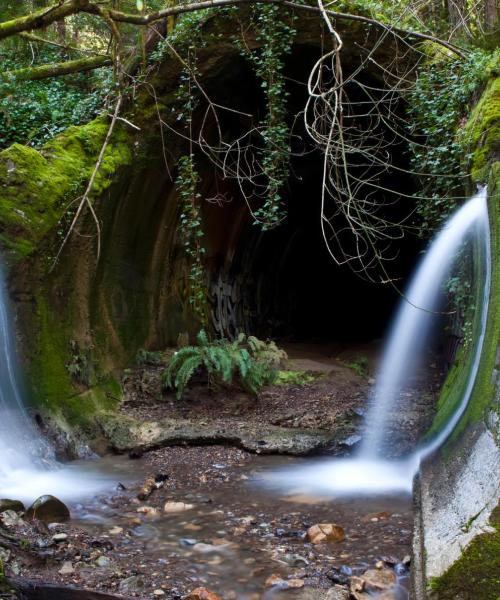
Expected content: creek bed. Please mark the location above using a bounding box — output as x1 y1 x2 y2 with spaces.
15 447 413 599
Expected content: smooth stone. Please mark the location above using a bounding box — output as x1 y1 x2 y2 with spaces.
0 499 25 513
307 523 345 544
185 588 222 600
282 553 309 567
52 533 68 543
119 575 145 594
1 510 23 527
26 495 70 523
58 561 74 575
95 555 112 568
163 501 194 513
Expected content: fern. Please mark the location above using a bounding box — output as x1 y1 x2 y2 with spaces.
163 330 287 399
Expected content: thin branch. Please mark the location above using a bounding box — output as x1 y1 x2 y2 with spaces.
51 94 123 271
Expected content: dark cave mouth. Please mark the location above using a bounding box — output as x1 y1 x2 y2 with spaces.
203 151 420 345
196 47 421 345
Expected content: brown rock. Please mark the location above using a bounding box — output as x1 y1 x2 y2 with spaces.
362 568 397 593
185 587 222 600
164 501 194 513
265 574 285 587
26 495 70 523
361 511 391 523
306 523 345 544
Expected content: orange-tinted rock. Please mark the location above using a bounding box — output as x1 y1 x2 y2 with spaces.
306 523 345 544
185 587 222 600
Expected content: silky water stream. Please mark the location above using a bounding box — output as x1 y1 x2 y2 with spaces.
0 189 491 599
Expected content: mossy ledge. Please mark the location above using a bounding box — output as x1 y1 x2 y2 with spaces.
0 117 134 261
428 505 500 600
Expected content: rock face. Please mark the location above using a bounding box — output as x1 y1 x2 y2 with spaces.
99 412 341 456
412 105 500 599
26 495 70 522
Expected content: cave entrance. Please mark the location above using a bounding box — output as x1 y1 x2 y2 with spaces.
200 46 419 353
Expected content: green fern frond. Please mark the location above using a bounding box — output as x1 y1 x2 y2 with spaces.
174 354 203 399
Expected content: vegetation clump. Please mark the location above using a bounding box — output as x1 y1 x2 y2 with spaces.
428 505 500 599
163 330 287 399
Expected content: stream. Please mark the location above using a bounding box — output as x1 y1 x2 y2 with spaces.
17 448 412 599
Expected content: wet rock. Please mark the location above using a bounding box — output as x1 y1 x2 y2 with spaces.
163 501 194 513
108 526 123 535
326 567 350 585
0 510 23 527
325 587 350 600
361 568 397 592
282 553 309 567
265 574 305 590
26 495 70 523
137 505 160 517
52 533 68 543
265 574 286 588
119 575 145 594
137 473 168 501
306 523 345 544
95 555 112 568
0 499 25 513
179 538 198 547
402 554 411 566
380 555 399 566
0 547 11 563
58 561 74 575
185 587 222 600
153 591 166 597
361 511 391 523
350 568 397 599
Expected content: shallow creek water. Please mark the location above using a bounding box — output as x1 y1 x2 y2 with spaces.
44 450 414 599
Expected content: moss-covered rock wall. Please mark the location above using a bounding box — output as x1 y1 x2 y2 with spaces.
412 77 500 600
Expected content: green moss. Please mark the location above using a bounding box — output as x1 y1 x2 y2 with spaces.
274 370 321 386
428 505 500 599
463 77 500 183
427 105 500 442
0 117 133 261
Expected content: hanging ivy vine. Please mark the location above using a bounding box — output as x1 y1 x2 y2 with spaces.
176 153 208 325
174 48 209 326
240 5 296 229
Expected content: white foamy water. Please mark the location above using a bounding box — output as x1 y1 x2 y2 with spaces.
263 189 491 496
0 263 117 503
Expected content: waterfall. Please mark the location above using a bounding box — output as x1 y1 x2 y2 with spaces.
0 263 54 478
0 263 114 503
262 188 491 495
361 188 490 458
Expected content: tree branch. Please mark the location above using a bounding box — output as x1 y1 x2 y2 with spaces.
1 55 111 82
18 31 109 56
0 0 466 59
0 0 90 41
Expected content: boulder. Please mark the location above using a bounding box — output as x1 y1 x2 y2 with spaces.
0 499 25 513
306 523 345 544
26 495 70 523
